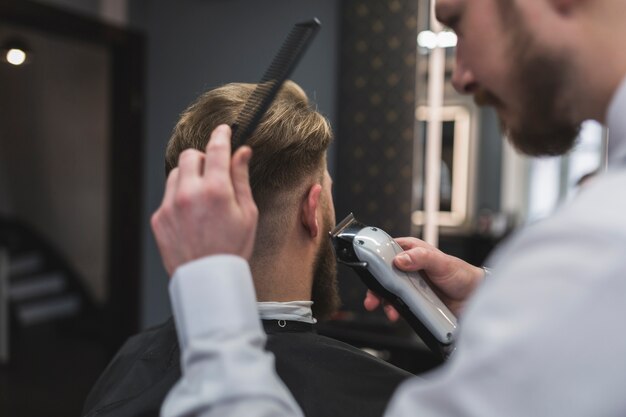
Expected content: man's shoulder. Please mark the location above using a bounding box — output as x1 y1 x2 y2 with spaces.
266 329 412 417
112 318 178 360
268 329 411 377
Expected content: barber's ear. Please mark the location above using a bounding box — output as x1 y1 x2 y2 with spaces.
301 184 322 238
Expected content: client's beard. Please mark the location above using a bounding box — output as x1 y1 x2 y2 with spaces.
310 212 340 321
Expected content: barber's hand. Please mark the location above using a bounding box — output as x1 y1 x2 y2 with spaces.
364 291 401 321
150 125 258 276
364 237 485 317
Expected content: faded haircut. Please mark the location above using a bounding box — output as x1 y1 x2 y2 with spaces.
164 80 333 256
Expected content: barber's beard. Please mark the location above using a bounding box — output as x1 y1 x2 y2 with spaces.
310 212 340 321
486 11 581 156
506 45 580 156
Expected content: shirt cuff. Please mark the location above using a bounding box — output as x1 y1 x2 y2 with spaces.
169 255 262 352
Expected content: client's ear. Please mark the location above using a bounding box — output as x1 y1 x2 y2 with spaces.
301 184 322 238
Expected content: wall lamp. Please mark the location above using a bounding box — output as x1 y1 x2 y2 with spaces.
1 38 32 66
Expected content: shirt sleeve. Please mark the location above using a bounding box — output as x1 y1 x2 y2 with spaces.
161 255 305 417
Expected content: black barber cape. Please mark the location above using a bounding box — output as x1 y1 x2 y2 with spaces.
82 318 412 417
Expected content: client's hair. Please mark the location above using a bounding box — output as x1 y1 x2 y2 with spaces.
165 80 333 256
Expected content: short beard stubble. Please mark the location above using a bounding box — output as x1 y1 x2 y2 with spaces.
496 1 581 156
310 209 340 321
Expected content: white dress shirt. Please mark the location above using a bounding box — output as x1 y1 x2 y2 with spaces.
162 77 626 417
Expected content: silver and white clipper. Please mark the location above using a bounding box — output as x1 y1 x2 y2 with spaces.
330 213 457 360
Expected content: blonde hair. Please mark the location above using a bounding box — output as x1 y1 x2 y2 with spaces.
165 80 333 255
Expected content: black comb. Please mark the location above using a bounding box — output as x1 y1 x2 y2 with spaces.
230 18 321 150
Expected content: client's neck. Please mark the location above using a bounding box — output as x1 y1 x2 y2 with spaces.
250 241 316 303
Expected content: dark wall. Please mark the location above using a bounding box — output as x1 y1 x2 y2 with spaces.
334 0 418 312
32 0 100 18
130 0 340 327
335 0 417 238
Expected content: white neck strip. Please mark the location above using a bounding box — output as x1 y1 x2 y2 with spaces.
257 301 317 324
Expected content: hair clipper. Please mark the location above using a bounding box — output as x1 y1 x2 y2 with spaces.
330 213 457 360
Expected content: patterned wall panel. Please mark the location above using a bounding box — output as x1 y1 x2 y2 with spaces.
335 0 418 239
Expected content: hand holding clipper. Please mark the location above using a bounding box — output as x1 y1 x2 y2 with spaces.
330 213 457 361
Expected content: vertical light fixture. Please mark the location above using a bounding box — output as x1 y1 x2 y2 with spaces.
422 1 446 247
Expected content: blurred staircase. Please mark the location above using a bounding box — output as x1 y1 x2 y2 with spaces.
9 253 82 326
0 218 94 364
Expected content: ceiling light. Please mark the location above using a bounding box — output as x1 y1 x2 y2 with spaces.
1 38 32 66
6 48 26 66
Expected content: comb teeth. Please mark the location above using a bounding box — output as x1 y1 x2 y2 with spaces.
231 18 321 150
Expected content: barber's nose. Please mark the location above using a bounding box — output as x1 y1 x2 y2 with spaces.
451 61 478 94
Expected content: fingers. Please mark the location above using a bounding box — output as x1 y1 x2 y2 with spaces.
152 168 179 240
232 145 258 258
394 246 437 272
393 237 441 272
204 125 234 194
150 124 260 273
364 290 381 311
364 291 400 321
383 304 400 322
161 167 179 207
231 146 255 211
177 149 205 184
394 236 433 251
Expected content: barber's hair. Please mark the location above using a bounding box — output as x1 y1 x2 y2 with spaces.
165 81 333 254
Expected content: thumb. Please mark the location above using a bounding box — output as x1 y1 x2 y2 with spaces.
394 247 430 271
